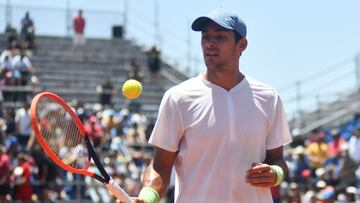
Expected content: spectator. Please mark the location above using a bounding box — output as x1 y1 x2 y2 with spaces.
14 153 33 201
0 55 13 89
147 46 161 82
0 55 12 74
12 50 33 86
0 44 19 63
73 9 86 47
348 127 360 188
127 58 145 82
5 49 35 101
130 111 148 130
0 145 12 201
5 24 19 48
145 118 155 141
348 127 360 163
344 186 359 202
96 78 114 107
302 190 316 203
327 129 346 165
292 146 311 183
15 102 32 150
336 144 358 191
116 113 131 137
125 122 146 144
31 144 59 201
102 113 117 136
0 45 22 101
20 12 33 39
84 116 105 148
306 133 328 170
20 12 35 51
3 108 17 146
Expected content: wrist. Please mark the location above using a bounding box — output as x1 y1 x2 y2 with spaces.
138 187 160 203
270 165 284 186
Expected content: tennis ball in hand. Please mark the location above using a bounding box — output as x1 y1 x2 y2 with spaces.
122 79 142 99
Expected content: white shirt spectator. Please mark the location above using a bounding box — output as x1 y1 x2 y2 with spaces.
0 56 12 72
0 47 18 63
349 133 360 163
15 107 32 135
12 55 32 72
0 49 12 63
131 112 148 128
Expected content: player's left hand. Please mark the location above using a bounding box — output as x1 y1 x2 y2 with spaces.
245 163 276 188
116 198 147 203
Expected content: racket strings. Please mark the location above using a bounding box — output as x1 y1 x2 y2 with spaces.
36 97 89 169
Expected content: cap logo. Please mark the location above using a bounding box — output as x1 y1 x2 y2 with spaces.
224 17 234 25
192 8 247 37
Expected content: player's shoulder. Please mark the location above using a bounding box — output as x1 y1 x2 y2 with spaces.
246 76 278 98
163 76 203 99
167 76 202 93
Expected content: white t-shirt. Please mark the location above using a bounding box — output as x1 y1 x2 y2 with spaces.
149 74 292 203
0 50 12 63
15 108 32 136
349 135 360 163
12 55 32 71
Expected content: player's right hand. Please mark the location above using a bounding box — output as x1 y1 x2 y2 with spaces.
245 162 277 188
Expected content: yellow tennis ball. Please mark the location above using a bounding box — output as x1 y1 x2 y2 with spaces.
122 79 142 99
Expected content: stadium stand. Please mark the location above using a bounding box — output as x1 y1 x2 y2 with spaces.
1 7 360 202
0 32 190 202
24 35 188 115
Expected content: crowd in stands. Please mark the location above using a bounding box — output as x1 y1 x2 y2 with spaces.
277 117 360 202
5 12 36 55
1 102 359 202
0 44 36 103
1 12 37 103
0 101 156 202
1 10 359 203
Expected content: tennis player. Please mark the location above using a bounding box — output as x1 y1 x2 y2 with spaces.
127 7 292 203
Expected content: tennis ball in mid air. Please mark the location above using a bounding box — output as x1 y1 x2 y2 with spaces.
122 79 142 99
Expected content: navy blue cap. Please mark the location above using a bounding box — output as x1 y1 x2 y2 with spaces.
191 8 247 38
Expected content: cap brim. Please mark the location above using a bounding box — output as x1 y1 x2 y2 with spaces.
191 16 213 31
192 16 234 32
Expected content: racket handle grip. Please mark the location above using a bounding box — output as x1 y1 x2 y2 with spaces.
105 177 133 203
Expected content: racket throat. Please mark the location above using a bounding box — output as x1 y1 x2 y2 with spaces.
84 135 111 183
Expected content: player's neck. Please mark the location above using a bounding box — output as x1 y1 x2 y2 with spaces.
204 70 244 91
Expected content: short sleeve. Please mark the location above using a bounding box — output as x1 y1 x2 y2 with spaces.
149 90 184 152
266 95 292 150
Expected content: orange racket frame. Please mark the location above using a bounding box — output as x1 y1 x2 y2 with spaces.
30 92 132 203
30 92 94 176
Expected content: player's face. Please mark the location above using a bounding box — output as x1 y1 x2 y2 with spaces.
201 22 245 72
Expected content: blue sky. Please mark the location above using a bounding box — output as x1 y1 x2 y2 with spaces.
1 0 360 117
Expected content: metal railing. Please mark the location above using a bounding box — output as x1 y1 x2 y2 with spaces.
2 4 359 127
0 3 195 77
0 4 123 39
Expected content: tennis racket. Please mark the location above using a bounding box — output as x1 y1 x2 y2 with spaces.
30 92 132 203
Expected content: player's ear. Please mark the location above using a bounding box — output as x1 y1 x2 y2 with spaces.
238 38 247 52
236 38 247 57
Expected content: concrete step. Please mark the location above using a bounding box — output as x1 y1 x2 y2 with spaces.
32 61 130 72
0 34 187 116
